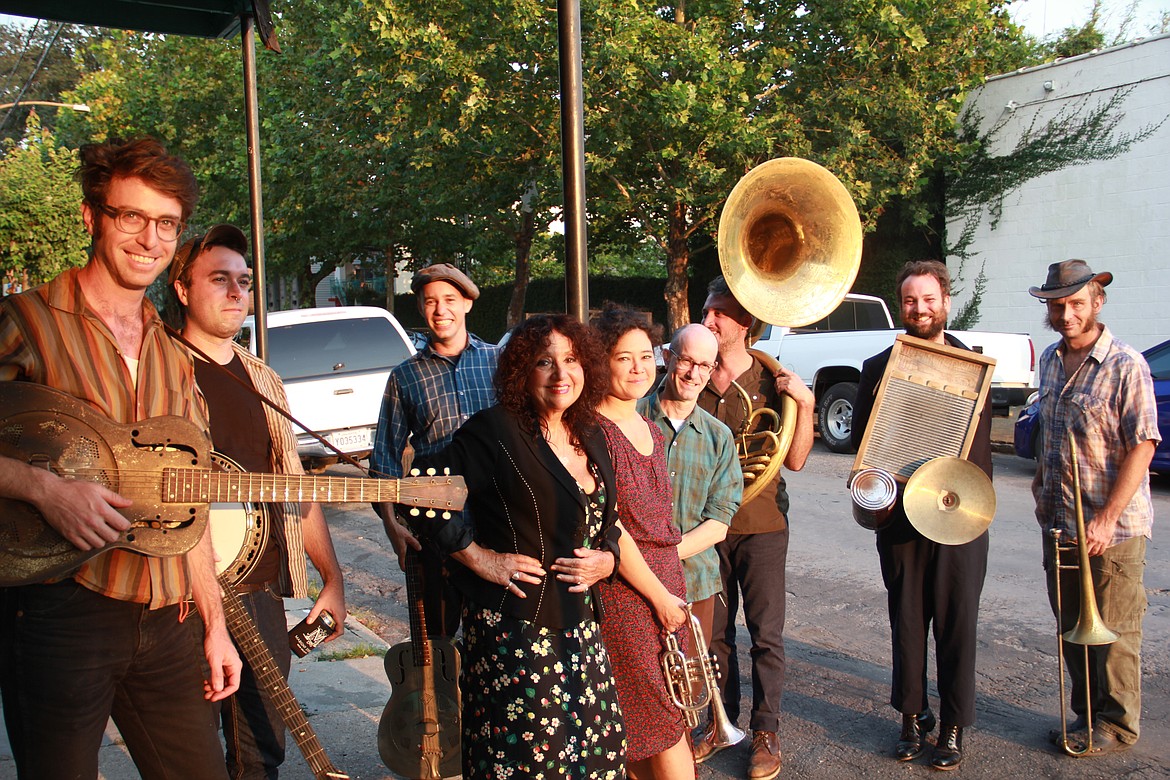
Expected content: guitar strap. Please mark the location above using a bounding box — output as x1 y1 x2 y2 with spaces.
164 325 371 475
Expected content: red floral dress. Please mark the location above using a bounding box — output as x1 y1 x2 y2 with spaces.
596 416 689 762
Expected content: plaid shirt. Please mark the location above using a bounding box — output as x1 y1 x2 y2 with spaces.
0 268 208 608
370 334 500 478
639 392 742 602
1033 325 1159 543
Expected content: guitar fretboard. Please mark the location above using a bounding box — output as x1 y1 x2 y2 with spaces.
163 470 463 510
219 578 346 779
405 550 433 667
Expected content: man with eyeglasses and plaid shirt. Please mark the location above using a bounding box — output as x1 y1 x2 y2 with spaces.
692 275 815 780
371 263 500 640
0 137 240 778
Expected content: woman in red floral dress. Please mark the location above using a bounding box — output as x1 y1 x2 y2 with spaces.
593 305 696 780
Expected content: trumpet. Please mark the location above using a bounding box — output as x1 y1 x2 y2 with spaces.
661 605 745 748
1050 430 1118 756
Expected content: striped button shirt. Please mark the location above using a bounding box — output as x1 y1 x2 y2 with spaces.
1033 325 1160 543
0 267 208 608
370 334 500 478
639 392 742 602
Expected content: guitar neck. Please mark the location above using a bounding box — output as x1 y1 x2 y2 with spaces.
405 551 432 666
166 470 459 509
218 578 347 780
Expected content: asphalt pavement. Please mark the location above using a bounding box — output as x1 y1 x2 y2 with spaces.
3 416 1167 778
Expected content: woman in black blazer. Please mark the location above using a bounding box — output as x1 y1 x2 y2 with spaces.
419 314 627 779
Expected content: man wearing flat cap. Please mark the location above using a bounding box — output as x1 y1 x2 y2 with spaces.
1029 259 1159 756
371 263 500 638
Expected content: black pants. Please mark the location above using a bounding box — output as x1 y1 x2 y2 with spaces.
217 587 292 779
1 580 228 779
877 522 988 727
710 528 788 733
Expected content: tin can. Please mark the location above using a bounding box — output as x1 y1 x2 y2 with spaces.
289 609 337 657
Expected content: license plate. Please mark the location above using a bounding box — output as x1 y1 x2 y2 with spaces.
329 428 373 451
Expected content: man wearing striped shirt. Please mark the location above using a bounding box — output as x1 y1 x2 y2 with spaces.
1030 259 1159 756
0 137 240 778
372 263 500 638
168 223 347 778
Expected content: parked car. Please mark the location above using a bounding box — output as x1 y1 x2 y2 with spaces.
238 306 415 471
1014 338 1170 474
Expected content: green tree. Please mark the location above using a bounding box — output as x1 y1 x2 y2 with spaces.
0 115 89 286
0 22 104 148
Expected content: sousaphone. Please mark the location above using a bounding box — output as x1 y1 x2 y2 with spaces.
718 158 862 503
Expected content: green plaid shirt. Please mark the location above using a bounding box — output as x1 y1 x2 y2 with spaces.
639 392 742 602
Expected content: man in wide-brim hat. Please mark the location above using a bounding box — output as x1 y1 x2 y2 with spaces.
1029 259 1159 756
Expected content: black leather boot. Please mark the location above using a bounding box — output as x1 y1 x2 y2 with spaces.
931 724 963 771
895 710 936 761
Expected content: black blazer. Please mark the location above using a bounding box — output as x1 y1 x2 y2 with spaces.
417 405 621 629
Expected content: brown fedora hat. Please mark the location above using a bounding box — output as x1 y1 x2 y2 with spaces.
1028 259 1113 300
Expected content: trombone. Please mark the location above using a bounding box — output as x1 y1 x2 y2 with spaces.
1050 430 1118 756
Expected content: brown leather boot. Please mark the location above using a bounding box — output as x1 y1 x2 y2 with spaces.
748 730 781 780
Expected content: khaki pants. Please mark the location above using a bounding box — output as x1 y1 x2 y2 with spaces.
1044 534 1147 743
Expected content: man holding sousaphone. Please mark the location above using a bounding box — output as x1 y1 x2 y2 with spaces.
1029 260 1159 756
851 260 993 771
692 276 816 779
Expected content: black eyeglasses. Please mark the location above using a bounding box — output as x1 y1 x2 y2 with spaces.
665 348 718 375
93 203 185 241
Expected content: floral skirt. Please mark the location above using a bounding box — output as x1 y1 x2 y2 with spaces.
461 606 626 779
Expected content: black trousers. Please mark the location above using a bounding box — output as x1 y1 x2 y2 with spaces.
1 580 228 779
877 521 988 727
710 528 788 733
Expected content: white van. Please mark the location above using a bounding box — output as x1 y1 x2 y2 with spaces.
238 306 415 470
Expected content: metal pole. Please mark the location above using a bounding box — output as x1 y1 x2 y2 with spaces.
557 0 588 322
241 14 270 361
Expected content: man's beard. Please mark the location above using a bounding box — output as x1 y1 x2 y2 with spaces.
903 311 946 340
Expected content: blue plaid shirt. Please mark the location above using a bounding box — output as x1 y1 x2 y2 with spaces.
1033 326 1159 542
370 334 501 478
639 392 742 602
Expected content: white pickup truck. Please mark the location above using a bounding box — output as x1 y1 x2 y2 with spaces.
238 306 416 470
752 294 1036 453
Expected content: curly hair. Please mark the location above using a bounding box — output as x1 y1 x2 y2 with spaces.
592 301 663 355
495 314 606 446
77 137 199 224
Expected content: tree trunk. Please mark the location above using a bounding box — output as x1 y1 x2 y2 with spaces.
507 204 537 329
664 200 690 333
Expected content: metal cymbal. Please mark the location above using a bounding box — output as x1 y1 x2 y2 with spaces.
904 457 996 545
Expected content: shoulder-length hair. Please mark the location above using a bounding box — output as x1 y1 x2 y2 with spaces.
496 313 606 446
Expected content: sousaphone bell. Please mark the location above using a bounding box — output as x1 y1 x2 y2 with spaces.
718 158 863 503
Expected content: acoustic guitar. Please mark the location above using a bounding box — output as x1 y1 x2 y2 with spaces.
378 543 462 779
0 382 466 587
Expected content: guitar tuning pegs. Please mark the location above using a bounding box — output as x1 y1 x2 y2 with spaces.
442 511 451 520
425 467 437 476
443 467 450 476
425 509 436 518
410 508 420 516
409 468 421 476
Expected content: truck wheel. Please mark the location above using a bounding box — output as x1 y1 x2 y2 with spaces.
819 382 858 454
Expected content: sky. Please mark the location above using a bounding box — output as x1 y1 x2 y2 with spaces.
1009 0 1168 39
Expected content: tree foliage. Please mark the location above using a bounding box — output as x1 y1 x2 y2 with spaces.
0 115 89 286
0 22 104 148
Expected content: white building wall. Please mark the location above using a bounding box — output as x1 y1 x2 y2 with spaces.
947 33 1170 353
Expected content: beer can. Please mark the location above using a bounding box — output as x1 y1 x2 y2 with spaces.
289 609 337 657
